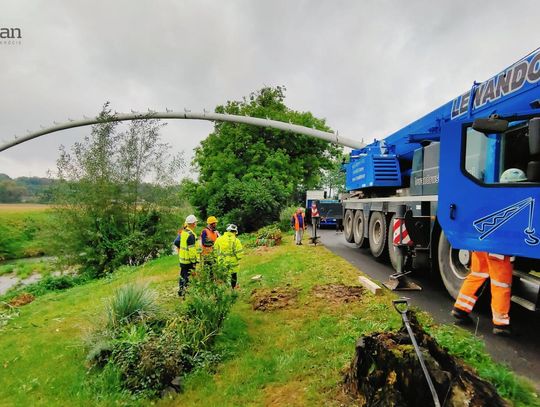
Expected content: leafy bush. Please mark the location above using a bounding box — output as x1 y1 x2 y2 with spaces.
0 274 88 303
254 224 283 247
87 261 236 397
279 205 301 231
50 103 186 278
107 284 158 328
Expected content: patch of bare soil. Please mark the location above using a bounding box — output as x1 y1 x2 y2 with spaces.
8 293 35 307
343 311 508 407
311 284 363 304
250 286 299 311
253 246 271 254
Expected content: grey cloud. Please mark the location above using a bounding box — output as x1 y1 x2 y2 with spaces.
1 0 539 177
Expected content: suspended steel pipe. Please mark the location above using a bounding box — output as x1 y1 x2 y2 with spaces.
0 111 365 152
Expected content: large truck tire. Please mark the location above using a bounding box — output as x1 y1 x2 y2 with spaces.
437 230 471 299
368 211 388 259
353 210 368 248
344 210 355 243
388 214 399 270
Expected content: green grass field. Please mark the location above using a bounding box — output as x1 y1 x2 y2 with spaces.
0 237 537 406
0 204 53 260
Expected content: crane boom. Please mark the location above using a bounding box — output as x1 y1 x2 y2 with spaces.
0 111 365 152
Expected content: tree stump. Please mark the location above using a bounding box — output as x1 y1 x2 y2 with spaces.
343 312 509 407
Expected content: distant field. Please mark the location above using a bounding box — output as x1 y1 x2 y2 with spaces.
0 204 53 260
0 204 52 213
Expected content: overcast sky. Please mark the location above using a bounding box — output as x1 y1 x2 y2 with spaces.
1 0 539 178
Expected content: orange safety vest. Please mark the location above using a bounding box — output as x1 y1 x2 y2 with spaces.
311 205 319 217
201 227 219 255
293 213 305 231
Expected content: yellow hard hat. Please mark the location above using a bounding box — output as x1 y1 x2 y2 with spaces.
207 216 218 224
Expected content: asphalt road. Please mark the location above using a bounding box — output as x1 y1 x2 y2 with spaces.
316 228 540 387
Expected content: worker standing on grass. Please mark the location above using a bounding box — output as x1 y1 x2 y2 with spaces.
178 214 199 297
291 207 306 245
214 224 244 289
200 216 220 258
451 168 526 336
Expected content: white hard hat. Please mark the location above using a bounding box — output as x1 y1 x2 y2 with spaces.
226 224 238 233
185 214 198 224
500 168 527 183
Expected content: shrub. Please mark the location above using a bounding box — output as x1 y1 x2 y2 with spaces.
279 205 300 231
107 284 157 328
255 224 283 246
87 261 236 397
0 274 88 304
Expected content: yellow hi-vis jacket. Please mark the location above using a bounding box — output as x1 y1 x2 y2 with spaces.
214 231 244 273
179 228 199 265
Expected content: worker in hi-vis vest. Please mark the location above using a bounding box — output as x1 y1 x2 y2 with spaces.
178 214 200 296
309 201 320 239
200 216 220 257
452 168 526 336
214 224 244 289
291 207 305 245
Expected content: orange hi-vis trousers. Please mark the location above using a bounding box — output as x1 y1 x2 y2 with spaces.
454 251 512 326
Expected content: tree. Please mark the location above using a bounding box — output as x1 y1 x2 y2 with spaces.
0 179 27 202
190 86 342 231
319 154 347 199
51 103 184 277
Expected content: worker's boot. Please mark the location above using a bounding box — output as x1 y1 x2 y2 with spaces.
451 308 473 325
492 325 512 336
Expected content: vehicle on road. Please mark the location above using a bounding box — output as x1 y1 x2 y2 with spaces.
305 190 341 227
341 48 540 310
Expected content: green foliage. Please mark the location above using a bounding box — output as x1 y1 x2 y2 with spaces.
0 179 26 202
431 325 539 406
0 209 53 260
254 224 283 247
0 175 57 203
87 261 236 397
189 86 341 232
107 284 158 328
318 154 347 199
50 103 185 278
0 274 88 303
0 258 56 279
279 205 301 231
180 261 236 356
0 303 20 329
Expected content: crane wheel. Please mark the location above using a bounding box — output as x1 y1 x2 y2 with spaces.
368 211 389 259
437 230 471 299
353 210 368 248
344 210 355 243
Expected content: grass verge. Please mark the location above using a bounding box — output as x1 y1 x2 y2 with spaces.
0 235 537 406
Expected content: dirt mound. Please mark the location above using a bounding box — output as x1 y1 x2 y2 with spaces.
8 293 35 307
312 284 363 304
343 311 508 407
251 286 299 311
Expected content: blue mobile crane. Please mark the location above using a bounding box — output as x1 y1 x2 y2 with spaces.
341 48 540 309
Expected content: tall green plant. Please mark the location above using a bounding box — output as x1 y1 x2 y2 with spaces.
189 86 342 232
107 284 157 328
50 103 185 277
